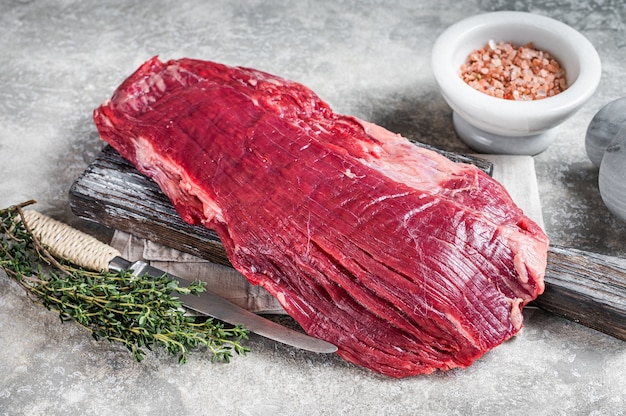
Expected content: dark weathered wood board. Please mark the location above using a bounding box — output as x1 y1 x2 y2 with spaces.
69 146 230 266
539 247 626 341
69 145 626 341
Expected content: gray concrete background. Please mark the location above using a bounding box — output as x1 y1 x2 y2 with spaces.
1 1 624 415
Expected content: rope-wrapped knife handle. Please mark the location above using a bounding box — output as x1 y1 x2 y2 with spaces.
22 210 120 272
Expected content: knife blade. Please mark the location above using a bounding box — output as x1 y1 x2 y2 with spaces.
108 256 337 353
21 209 337 354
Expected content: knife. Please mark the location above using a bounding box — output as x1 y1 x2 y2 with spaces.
21 209 337 354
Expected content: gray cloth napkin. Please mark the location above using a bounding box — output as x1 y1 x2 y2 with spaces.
110 155 544 314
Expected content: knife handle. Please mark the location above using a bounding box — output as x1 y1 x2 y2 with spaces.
22 210 120 272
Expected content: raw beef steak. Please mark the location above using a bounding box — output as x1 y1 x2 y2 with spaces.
94 57 549 377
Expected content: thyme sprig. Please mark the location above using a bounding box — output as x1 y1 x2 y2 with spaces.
0 201 249 364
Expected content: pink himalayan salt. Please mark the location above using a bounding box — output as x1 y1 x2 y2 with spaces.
459 41 567 101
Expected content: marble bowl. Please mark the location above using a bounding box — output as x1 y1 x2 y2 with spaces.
431 11 601 155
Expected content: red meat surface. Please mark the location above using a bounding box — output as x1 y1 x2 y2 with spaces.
94 56 549 377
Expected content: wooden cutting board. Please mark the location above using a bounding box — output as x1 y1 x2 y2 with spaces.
69 145 626 341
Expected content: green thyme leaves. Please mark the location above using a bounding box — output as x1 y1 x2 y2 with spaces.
0 201 249 364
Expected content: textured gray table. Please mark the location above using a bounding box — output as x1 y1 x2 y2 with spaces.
1 1 624 415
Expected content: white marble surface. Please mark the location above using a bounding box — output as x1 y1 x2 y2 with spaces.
1 1 625 415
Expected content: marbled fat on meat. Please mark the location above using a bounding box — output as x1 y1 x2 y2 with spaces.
94 57 549 378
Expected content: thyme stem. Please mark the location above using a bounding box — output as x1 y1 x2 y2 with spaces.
0 201 249 364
